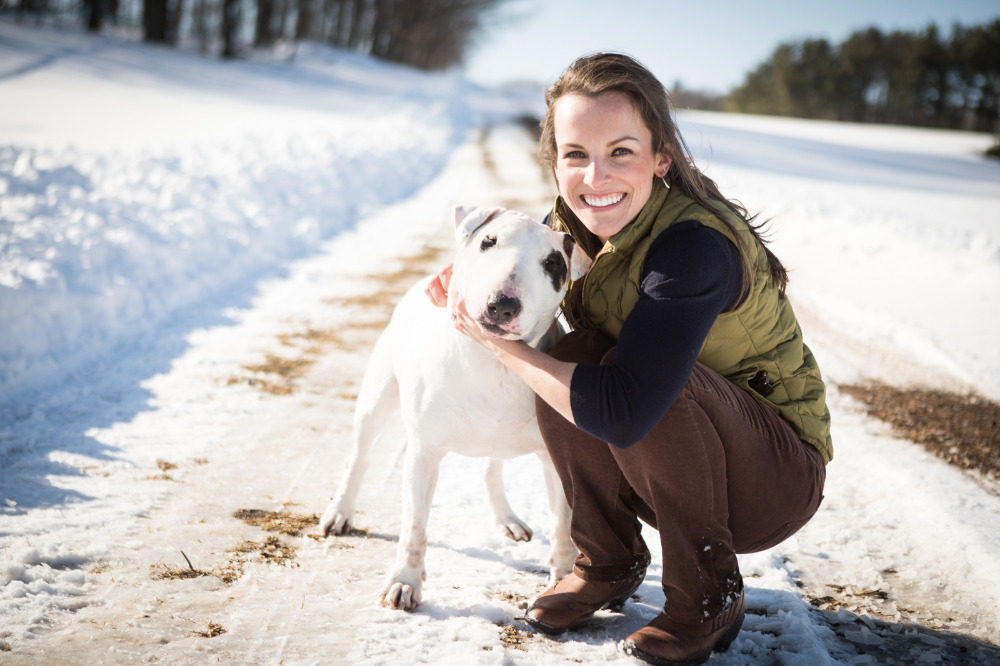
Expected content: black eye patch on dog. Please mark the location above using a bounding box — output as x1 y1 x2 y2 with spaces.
542 250 568 291
480 235 497 251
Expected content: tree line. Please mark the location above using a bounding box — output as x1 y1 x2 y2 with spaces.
10 2 998 140
726 21 1000 133
10 0 505 69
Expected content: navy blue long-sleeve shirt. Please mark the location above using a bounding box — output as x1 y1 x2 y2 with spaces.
569 220 744 448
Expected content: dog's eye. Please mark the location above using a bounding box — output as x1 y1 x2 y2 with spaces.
541 250 568 291
480 235 497 251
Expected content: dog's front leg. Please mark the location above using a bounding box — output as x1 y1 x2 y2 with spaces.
537 450 576 583
380 444 443 611
483 458 533 542
320 337 399 537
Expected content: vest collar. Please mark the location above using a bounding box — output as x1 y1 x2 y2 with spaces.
603 178 673 254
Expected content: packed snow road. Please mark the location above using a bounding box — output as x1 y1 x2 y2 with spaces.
1 126 566 664
3 125 1000 665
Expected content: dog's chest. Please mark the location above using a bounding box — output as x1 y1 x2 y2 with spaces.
401 339 543 457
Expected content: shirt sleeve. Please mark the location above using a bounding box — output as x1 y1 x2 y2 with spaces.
569 220 743 448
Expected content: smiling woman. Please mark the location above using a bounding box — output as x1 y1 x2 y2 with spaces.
442 52 834 666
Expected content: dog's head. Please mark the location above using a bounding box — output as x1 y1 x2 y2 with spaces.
449 205 592 344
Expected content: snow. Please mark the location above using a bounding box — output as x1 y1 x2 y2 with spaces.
2 18 1000 665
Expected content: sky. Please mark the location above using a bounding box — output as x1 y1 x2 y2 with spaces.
463 0 1000 94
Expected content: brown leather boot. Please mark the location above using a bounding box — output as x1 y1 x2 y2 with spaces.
620 589 745 665
524 570 645 635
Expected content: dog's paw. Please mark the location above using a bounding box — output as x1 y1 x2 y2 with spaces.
500 519 533 542
379 580 422 611
548 560 575 584
318 504 353 536
547 546 576 582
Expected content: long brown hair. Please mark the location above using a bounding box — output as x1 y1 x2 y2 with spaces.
539 52 788 297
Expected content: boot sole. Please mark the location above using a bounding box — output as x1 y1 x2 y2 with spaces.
523 591 636 635
620 615 744 666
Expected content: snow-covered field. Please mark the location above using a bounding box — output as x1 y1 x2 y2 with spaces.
2 19 1000 665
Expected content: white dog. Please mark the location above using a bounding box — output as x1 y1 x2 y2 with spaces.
320 205 592 611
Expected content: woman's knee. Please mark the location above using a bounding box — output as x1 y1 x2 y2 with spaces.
731 445 826 553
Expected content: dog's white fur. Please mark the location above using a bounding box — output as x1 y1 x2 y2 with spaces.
320 205 591 610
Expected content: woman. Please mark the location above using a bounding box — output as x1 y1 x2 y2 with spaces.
428 52 831 666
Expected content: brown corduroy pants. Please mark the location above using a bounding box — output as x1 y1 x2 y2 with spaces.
536 330 826 623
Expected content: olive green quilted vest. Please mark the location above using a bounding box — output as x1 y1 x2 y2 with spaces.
552 184 833 463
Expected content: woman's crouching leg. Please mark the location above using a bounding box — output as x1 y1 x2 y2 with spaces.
534 329 651 581
610 361 825 624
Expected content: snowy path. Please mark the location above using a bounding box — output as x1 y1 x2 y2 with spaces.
3 123 1000 665
1 126 579 664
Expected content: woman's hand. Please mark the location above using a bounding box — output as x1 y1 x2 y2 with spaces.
452 300 505 352
451 299 578 425
424 264 453 308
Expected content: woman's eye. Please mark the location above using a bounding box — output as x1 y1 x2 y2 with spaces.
563 150 586 160
612 147 634 157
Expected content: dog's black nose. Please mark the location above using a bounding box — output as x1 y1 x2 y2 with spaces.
485 293 521 326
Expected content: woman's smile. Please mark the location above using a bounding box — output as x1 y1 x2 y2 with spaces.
582 192 625 208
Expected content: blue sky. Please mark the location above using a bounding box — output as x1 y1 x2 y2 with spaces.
463 0 1000 93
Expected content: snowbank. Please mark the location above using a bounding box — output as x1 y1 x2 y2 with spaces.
0 22 536 410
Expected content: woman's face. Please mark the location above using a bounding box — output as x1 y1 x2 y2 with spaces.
552 91 671 243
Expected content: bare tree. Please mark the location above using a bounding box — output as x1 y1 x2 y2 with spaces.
128 0 508 68
368 0 392 58
346 0 366 49
332 0 350 44
255 0 277 47
295 0 317 40
277 0 293 42
221 0 240 56
190 0 211 53
143 0 169 42
377 0 503 70
83 0 106 32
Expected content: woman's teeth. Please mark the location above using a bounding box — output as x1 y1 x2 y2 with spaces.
583 192 624 208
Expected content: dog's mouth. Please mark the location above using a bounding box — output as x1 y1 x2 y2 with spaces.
477 318 519 339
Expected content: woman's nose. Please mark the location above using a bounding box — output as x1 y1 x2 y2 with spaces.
583 160 610 187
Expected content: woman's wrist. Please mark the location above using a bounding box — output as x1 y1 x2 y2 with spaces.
489 336 526 358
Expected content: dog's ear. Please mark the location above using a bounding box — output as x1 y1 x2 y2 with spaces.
563 234 593 281
454 205 503 244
